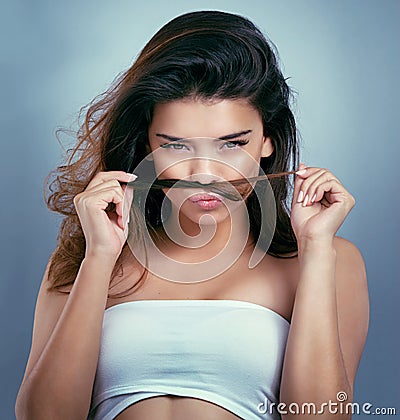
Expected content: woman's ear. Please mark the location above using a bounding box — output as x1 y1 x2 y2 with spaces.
261 136 274 158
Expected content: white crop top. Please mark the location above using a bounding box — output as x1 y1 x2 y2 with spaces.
88 299 290 419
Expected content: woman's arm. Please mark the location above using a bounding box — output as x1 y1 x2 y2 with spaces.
280 236 369 419
16 171 135 419
279 164 369 419
15 254 116 420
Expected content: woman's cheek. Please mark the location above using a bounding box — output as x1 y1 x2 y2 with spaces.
217 151 261 179
153 156 190 179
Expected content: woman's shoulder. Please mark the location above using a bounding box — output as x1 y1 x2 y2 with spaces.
268 235 366 285
332 236 368 298
333 236 365 259
275 236 364 261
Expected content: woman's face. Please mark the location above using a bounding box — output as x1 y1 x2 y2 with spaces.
147 98 274 228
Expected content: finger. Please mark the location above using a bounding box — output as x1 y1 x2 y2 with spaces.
76 186 125 212
116 184 135 230
301 171 341 206
292 162 308 207
304 179 344 207
86 171 137 191
295 164 326 178
296 167 339 202
296 166 341 184
298 168 324 206
87 174 138 195
85 178 123 193
315 182 355 210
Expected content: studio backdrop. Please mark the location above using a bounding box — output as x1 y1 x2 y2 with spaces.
1 0 399 418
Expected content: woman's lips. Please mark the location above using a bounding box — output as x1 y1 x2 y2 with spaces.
188 193 223 210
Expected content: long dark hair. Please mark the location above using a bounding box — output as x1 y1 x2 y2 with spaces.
45 10 300 295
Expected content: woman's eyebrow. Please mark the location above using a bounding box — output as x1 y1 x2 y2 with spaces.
155 129 253 142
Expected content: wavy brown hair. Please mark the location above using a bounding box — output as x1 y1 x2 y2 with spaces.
44 10 300 296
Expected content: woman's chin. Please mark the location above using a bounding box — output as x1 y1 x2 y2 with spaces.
185 210 230 227
179 204 232 227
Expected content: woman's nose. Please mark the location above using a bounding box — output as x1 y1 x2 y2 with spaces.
189 157 222 184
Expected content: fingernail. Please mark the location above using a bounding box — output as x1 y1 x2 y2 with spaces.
311 193 316 203
124 223 129 238
127 173 138 181
297 190 304 202
302 194 309 207
296 169 307 175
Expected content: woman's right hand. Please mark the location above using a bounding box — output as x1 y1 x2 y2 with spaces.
73 171 137 261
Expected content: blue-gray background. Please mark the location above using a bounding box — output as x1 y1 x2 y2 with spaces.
1 0 399 418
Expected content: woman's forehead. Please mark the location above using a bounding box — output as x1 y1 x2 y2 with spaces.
154 130 253 142
149 98 263 139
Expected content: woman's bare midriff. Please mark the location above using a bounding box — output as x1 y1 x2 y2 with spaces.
114 395 242 420
104 248 299 420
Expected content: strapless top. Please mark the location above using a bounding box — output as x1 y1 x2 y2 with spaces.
88 299 290 419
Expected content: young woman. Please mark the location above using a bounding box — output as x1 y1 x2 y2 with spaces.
15 10 369 420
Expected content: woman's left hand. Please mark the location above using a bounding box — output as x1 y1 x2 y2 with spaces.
290 163 356 244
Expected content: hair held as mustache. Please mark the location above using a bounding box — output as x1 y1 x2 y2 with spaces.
123 170 297 201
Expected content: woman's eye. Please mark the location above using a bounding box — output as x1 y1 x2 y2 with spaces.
222 139 250 149
161 143 187 150
160 139 249 151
